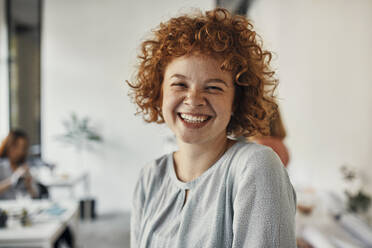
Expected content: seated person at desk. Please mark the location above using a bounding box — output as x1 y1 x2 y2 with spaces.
0 129 39 199
0 130 74 247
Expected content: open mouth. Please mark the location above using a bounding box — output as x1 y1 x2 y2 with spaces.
178 113 212 122
177 113 212 128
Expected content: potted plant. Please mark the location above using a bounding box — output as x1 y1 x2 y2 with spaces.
56 112 103 152
340 165 371 224
56 112 103 220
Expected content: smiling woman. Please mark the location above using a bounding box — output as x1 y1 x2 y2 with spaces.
127 8 296 248
161 55 235 146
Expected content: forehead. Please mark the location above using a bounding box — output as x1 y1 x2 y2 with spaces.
163 54 233 83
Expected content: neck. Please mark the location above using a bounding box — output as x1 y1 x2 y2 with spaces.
173 135 235 182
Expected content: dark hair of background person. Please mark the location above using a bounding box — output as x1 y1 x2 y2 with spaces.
0 129 28 158
269 108 286 139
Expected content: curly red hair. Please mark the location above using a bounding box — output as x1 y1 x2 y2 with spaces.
127 8 278 137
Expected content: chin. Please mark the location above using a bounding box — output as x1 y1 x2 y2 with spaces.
176 134 205 145
177 137 200 144
176 132 223 146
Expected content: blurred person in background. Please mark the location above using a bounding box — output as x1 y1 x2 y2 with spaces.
249 108 290 167
0 129 39 199
0 130 74 247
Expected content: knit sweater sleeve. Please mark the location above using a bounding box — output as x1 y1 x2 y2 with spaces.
130 168 146 248
232 147 297 248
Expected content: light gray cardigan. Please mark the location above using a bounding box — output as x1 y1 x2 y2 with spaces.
131 141 297 247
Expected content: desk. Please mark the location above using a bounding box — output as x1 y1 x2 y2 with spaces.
296 191 372 247
296 209 367 247
0 200 79 248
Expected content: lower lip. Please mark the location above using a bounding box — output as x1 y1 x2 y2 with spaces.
178 114 211 129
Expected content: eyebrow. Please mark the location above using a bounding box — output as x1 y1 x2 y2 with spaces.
205 78 228 87
170 74 188 80
170 74 228 87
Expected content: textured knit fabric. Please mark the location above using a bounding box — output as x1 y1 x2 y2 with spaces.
130 140 297 248
0 158 39 200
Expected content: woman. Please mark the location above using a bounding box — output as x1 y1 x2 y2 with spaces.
0 129 39 199
249 108 291 167
128 8 296 247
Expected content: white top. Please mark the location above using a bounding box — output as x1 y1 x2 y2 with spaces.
0 158 39 200
131 140 297 248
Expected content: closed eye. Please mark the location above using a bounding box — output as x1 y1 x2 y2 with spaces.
206 86 223 91
171 82 187 88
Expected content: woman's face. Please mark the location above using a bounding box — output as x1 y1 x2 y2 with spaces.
161 54 235 145
8 138 28 165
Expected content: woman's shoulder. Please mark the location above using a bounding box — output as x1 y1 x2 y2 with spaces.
232 140 271 157
140 153 170 177
228 140 284 178
229 140 295 202
135 153 171 191
252 137 290 166
231 140 278 163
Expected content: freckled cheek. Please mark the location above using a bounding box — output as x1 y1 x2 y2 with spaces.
162 94 180 121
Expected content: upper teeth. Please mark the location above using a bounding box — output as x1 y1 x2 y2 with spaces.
180 113 209 123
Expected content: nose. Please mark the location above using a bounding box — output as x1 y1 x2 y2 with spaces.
184 88 206 107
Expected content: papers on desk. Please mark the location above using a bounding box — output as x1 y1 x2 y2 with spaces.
335 213 372 247
31 203 67 223
302 226 367 248
330 236 362 248
302 226 335 248
2 201 68 225
43 204 66 216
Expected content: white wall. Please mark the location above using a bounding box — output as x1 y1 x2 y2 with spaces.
0 0 9 139
42 0 213 213
249 0 372 192
43 0 372 213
